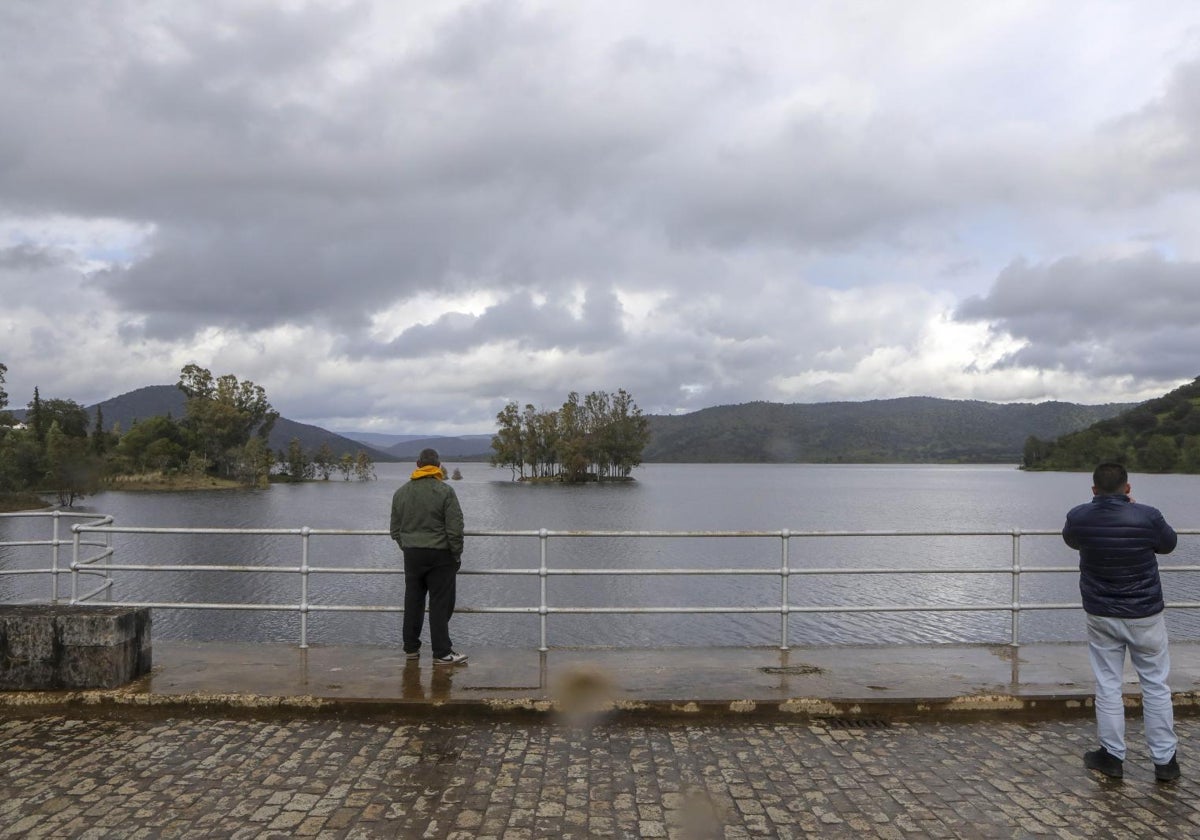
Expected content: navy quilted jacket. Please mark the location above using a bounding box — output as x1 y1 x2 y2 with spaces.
1062 494 1177 618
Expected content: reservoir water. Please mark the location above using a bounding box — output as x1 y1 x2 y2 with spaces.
2 462 1198 649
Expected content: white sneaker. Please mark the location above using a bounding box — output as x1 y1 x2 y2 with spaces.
405 650 420 660
432 651 468 665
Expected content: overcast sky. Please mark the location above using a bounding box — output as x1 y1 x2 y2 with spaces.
3 1 1200 435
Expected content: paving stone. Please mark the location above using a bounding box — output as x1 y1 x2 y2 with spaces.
0 715 1198 837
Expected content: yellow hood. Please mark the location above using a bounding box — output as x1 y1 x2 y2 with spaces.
410 465 446 480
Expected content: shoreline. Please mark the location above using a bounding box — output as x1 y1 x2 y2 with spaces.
102 474 245 492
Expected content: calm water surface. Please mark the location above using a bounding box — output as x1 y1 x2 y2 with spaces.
2 463 1198 648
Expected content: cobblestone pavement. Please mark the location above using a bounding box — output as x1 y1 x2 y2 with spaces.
1 713 1198 839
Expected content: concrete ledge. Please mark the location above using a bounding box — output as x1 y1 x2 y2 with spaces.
0 605 151 690
3 640 1200 721
6 685 1200 725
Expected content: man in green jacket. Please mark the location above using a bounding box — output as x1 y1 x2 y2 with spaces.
390 448 467 665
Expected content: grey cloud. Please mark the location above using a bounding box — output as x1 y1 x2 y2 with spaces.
374 286 626 359
414 0 556 81
956 252 1200 378
0 0 980 342
6 0 1200 429
1099 57 1200 195
0 243 71 270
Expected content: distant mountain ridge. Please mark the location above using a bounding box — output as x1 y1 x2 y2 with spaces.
338 433 495 461
389 436 494 460
337 432 432 449
642 397 1135 463
15 385 1136 465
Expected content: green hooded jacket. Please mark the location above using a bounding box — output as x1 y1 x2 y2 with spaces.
389 470 465 558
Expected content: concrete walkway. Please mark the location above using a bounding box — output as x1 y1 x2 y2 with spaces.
5 640 1200 719
6 643 1200 838
3 711 1199 838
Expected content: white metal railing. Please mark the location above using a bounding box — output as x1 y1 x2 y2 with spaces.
38 519 1200 651
0 511 114 603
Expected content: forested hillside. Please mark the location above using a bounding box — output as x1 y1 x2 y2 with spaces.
643 397 1133 463
1023 377 1200 472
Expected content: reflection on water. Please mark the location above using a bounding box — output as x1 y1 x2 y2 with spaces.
3 463 1199 648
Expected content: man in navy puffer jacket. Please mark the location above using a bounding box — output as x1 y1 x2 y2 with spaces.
1063 462 1179 781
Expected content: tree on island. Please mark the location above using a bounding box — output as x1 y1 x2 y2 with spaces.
313 442 336 480
178 363 279 477
279 437 315 482
491 389 650 482
354 449 376 481
234 437 274 487
44 421 100 506
115 415 188 473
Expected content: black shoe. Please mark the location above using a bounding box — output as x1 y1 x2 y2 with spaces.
1155 753 1181 782
1084 747 1123 778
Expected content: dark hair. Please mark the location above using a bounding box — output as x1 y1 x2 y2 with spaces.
416 448 441 468
1093 462 1128 494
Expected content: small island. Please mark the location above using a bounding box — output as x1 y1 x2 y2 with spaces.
490 389 650 483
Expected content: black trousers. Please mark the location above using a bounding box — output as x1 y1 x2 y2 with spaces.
402 547 457 657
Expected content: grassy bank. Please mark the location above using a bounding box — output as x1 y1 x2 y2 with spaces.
0 492 50 512
104 473 245 492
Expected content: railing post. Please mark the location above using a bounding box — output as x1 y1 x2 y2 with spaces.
299 527 311 649
780 529 790 651
538 528 548 652
70 523 81 604
1010 529 1021 648
51 511 61 603
104 524 113 602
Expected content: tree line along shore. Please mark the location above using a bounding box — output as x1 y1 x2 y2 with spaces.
0 363 378 509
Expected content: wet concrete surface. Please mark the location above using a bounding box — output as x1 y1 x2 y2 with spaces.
6 640 1200 720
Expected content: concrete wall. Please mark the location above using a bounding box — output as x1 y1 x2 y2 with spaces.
0 605 151 690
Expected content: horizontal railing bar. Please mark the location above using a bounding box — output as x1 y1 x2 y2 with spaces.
49 562 1200 577
0 542 110 550
70 563 1200 577
303 605 541 614
0 512 112 520
513 567 1011 576
552 604 1006 614
83 564 301 574
72 526 312 536
1 567 106 574
1017 568 1200 573
87 600 1200 614
48 564 1043 577
70 523 1200 538
101 563 1200 577
98 601 303 611
72 526 1079 538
